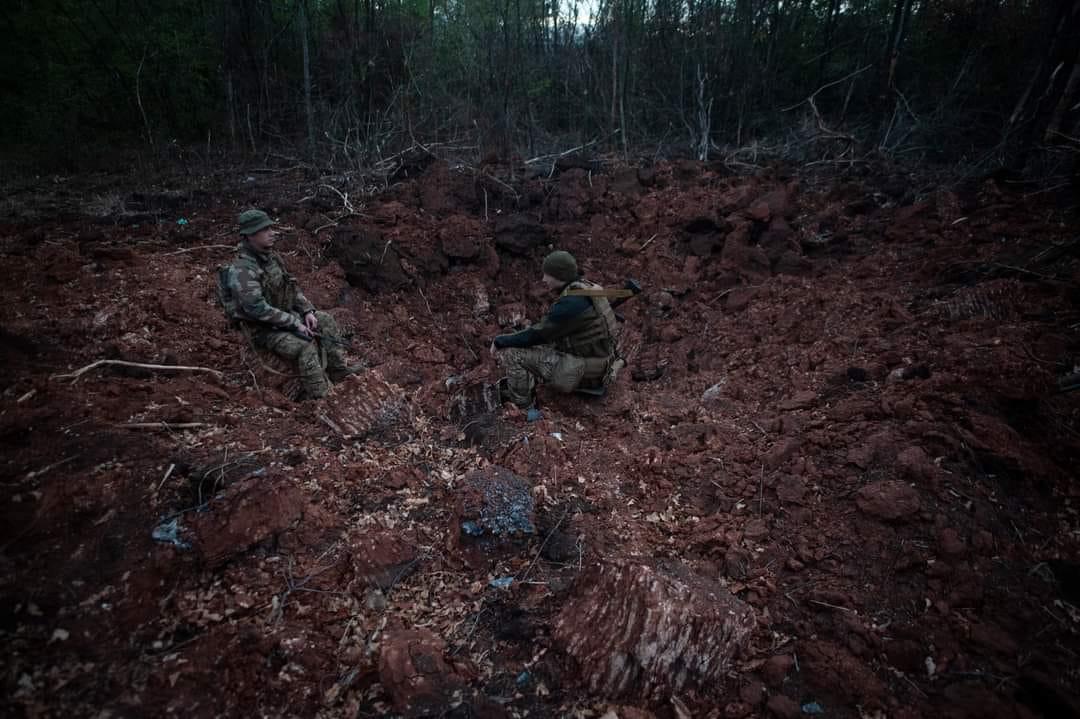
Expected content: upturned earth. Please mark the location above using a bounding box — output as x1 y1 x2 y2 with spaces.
2 156 1079 718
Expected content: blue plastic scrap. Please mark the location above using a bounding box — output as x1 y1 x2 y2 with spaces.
801 702 824 715
461 520 484 536
152 518 191 549
526 408 543 422
489 576 514 589
176 217 189 225
515 671 531 687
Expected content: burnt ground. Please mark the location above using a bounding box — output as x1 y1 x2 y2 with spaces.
1 157 1080 718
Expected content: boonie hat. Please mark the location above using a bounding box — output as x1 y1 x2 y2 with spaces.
238 209 274 235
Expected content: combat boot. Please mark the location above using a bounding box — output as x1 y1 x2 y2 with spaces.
328 364 365 383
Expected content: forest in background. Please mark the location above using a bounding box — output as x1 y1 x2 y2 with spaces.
2 0 1079 177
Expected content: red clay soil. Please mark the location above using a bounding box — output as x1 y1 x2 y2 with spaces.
1 158 1079 718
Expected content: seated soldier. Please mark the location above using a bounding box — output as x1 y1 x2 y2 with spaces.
490 250 622 408
222 209 357 399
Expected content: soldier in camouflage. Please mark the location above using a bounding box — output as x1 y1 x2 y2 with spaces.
490 250 621 408
224 209 355 399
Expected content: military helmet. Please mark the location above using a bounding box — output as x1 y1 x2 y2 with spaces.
238 209 274 236
542 250 578 283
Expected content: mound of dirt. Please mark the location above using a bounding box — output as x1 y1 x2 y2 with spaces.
2 160 1079 718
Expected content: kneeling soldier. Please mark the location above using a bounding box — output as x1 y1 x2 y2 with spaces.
490 250 622 408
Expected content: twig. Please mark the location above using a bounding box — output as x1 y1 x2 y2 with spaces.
318 413 346 436
156 463 176 491
758 464 765 517
120 422 207 430
809 599 854 613
418 287 434 317
781 65 873 113
23 456 79 482
53 360 224 383
378 239 393 267
164 244 235 256
520 507 570 582
637 233 658 253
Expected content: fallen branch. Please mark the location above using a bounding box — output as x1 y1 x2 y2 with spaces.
53 360 224 383
120 422 208 430
164 244 235 256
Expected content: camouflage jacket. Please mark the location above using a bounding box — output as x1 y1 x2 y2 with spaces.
493 279 618 359
225 241 315 330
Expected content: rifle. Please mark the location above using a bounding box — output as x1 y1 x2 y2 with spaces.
565 279 643 321
290 328 352 347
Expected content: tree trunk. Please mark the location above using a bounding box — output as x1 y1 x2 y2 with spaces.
299 0 315 160
1007 0 1080 169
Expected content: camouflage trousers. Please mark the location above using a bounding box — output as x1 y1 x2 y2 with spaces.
497 345 611 408
253 311 347 399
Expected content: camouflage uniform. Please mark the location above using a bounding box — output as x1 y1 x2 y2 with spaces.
226 241 349 399
493 277 620 408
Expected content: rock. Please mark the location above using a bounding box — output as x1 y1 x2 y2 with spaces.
724 548 751 580
609 167 642 196
740 680 765 705
188 475 305 566
494 214 547 254
938 527 966 557
743 518 769 541
897 446 937 484
775 475 807 505
778 390 816 411
440 227 483 260
723 702 752 718
762 654 795 687
539 528 579 563
855 481 921 521
764 438 801 469
553 559 756 702
349 530 419 590
701 381 728 406
799 640 887 707
971 529 994 553
378 627 466 717
329 226 412 292
747 201 771 223
725 286 757 312
765 695 801 719
773 251 812 276
721 234 771 279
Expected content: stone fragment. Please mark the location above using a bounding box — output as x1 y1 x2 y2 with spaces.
764 438 801 469
775 475 807 505
774 251 812 275
855 481 921 521
762 654 794 687
739 680 765 705
765 695 801 719
349 530 419 590
778 391 816 411
938 527 966 557
494 214 547 254
553 559 756 702
378 628 465 717
188 475 305 566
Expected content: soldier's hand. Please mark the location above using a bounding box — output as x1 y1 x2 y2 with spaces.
295 322 314 340
304 311 319 333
